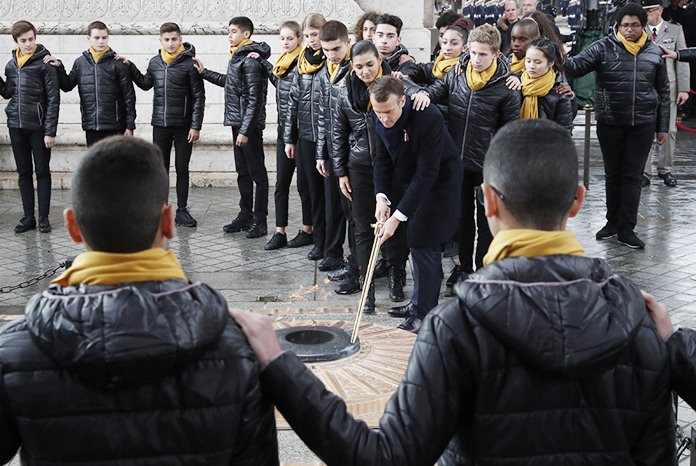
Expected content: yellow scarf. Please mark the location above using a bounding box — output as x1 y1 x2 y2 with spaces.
52 248 188 287
617 31 648 56
273 46 302 77
520 68 557 120
483 229 584 265
297 45 325 75
432 51 460 79
327 45 351 83
510 54 525 74
230 38 253 59
161 44 185 65
466 60 498 91
90 46 111 64
16 46 36 69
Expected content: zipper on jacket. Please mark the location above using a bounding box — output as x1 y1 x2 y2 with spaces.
364 114 373 165
461 91 474 160
310 75 316 140
17 65 22 128
94 61 100 130
164 65 168 127
37 103 42 123
183 96 188 117
115 100 119 122
632 54 637 127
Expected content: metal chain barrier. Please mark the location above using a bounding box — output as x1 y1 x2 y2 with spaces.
0 261 68 294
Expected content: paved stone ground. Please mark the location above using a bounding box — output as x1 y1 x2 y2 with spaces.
1 129 696 465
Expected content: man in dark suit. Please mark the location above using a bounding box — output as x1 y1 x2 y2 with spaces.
370 76 462 333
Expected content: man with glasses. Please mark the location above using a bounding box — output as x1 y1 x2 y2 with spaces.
564 2 670 249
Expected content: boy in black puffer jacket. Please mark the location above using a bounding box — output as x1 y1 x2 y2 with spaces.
46 21 136 147
0 137 278 465
127 22 205 228
232 119 676 466
196 16 271 239
0 21 60 235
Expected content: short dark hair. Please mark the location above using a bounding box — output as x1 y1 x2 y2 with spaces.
159 22 181 35
87 21 109 36
72 137 169 253
617 2 648 28
528 37 564 72
369 75 404 103
511 17 540 37
351 40 380 60
319 20 349 42
436 10 464 30
483 119 578 230
354 11 379 40
11 21 36 41
375 14 403 35
230 16 254 36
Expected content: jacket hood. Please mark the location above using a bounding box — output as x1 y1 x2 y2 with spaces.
386 44 409 67
12 44 50 64
158 42 197 65
24 281 229 388
233 41 272 61
459 53 512 88
456 255 647 377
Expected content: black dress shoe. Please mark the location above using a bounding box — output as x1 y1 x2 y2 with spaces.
223 215 253 233
14 216 36 233
264 232 287 250
327 263 350 281
335 274 360 294
388 265 406 302
388 302 414 318
307 245 323 261
246 223 268 238
319 256 344 272
175 208 197 227
641 175 651 188
659 172 678 187
617 231 645 249
398 315 423 334
373 258 388 279
38 216 51 233
287 230 314 248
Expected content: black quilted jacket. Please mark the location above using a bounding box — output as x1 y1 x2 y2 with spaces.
316 59 351 161
201 41 270 134
425 54 521 172
261 255 676 465
129 43 205 130
0 280 279 465
564 32 670 132
0 44 60 136
283 62 324 144
261 54 298 133
58 49 136 131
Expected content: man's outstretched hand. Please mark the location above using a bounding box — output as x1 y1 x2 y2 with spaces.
229 308 283 368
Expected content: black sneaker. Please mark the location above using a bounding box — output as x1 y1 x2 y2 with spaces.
617 231 645 249
175 208 197 227
659 172 678 187
264 232 287 250
641 175 651 188
335 274 361 295
14 216 36 233
287 230 314 248
223 216 253 233
246 223 268 239
327 262 350 282
595 223 618 241
38 216 51 233
319 256 344 272
308 245 323 261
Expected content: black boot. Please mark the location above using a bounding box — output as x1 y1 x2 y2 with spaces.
359 275 376 314
388 265 406 302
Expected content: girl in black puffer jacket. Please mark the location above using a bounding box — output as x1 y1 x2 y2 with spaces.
0 21 60 235
520 38 574 132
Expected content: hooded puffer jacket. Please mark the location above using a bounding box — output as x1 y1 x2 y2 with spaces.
0 44 60 136
58 48 136 131
261 255 676 465
283 57 325 144
316 59 352 161
129 43 205 130
0 280 279 465
384 44 412 72
425 53 521 172
564 31 670 132
201 41 271 135
532 71 576 132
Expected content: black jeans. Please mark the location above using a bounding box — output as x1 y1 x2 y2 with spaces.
274 134 311 228
232 127 268 224
410 246 443 319
85 130 123 147
596 122 654 232
9 128 51 218
458 169 492 273
324 157 346 259
349 164 377 275
297 139 326 250
152 126 193 209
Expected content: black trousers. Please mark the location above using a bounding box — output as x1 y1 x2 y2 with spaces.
232 127 268 223
458 169 492 273
381 182 409 268
274 134 312 228
296 139 326 250
597 122 654 232
411 246 442 319
85 130 123 147
152 126 193 209
9 128 51 218
324 157 346 259
349 164 377 275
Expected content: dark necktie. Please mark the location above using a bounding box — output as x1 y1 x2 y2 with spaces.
652 27 658 40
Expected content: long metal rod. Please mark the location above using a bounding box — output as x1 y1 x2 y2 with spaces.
350 222 383 344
